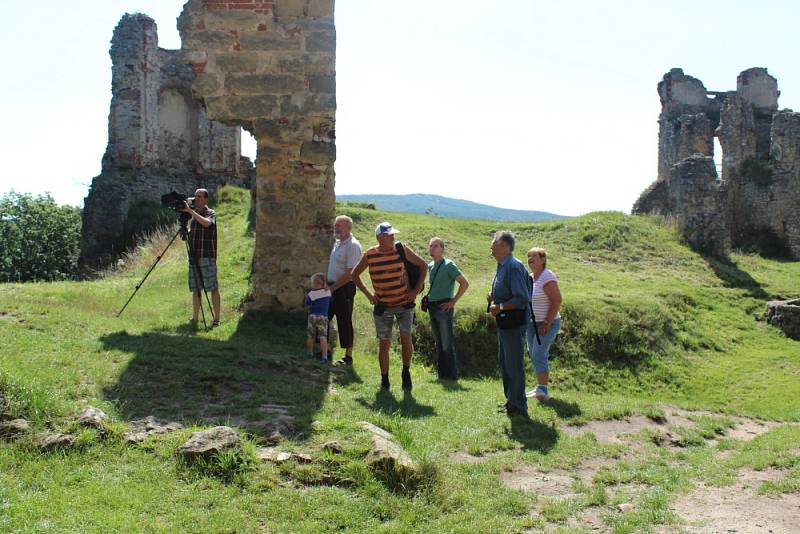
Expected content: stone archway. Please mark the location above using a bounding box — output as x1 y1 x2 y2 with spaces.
178 0 337 311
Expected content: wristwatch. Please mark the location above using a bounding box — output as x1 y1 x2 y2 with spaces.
499 303 504 311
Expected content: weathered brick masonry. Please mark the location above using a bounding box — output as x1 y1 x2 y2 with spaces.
80 13 253 267
177 0 337 311
634 68 800 259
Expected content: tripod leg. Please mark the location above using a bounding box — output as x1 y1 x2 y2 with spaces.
117 227 182 317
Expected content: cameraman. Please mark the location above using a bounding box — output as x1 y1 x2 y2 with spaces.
180 188 221 327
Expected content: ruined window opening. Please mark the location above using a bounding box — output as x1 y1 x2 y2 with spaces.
241 128 257 165
713 137 723 178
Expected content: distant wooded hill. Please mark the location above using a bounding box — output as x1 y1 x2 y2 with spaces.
338 194 569 222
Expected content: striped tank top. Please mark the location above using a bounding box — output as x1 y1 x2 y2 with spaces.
366 245 408 306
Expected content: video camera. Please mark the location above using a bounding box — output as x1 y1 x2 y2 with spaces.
160 191 195 238
161 191 195 211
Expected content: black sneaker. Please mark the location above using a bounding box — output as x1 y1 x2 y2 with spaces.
401 368 412 391
380 375 390 389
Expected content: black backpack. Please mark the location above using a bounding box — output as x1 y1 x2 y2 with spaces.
396 242 423 292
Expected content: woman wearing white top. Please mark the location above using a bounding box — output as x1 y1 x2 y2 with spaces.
526 247 562 401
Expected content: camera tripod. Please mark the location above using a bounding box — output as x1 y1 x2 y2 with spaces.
117 225 214 330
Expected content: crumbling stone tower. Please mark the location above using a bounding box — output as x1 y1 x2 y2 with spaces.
80 13 252 266
634 68 800 259
177 0 337 311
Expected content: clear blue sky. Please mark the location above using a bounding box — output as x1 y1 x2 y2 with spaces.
1 1 798 216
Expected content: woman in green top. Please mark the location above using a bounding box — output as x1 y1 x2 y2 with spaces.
426 237 470 380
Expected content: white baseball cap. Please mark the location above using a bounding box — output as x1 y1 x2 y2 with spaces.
375 222 399 236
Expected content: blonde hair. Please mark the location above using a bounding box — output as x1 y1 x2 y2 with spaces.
310 272 326 287
527 247 547 268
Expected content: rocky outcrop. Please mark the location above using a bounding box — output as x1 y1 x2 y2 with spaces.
765 299 800 340
177 426 242 461
0 419 30 440
124 417 183 444
359 421 419 489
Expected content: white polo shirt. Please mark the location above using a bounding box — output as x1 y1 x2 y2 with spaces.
327 235 362 284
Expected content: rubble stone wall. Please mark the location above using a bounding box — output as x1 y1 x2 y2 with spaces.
177 0 337 311
634 67 800 259
80 13 253 267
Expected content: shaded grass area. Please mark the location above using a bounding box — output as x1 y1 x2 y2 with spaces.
1 187 799 532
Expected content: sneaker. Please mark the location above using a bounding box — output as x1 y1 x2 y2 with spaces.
306 351 315 359
401 368 412 391
380 375 390 389
319 356 330 364
334 356 353 366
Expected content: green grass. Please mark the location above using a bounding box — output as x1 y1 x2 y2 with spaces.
1 186 799 532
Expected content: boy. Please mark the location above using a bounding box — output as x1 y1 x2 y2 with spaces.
305 273 332 363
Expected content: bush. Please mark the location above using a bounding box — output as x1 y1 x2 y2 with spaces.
0 191 81 282
414 298 677 378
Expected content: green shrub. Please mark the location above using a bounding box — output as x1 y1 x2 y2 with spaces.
414 298 677 378
741 158 774 187
0 191 81 282
121 201 175 247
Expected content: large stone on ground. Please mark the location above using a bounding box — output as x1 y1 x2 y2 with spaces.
76 406 109 430
124 417 183 444
0 418 30 439
38 432 74 453
177 426 241 461
765 299 800 340
359 421 418 487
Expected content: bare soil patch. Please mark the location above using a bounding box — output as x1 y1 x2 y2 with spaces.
501 465 580 498
668 467 800 533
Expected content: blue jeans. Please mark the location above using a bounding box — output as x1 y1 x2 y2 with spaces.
526 317 560 374
498 323 528 413
429 303 457 379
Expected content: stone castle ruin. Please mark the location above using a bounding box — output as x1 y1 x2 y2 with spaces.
82 0 336 312
633 68 800 259
80 13 254 267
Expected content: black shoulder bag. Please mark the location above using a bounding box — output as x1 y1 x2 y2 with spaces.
420 260 444 312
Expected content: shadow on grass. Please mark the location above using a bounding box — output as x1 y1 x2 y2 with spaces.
541 398 582 419
356 389 436 419
506 415 558 453
100 311 331 442
702 254 769 300
436 379 470 392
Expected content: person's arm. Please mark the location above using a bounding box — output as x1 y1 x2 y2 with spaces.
181 202 213 228
331 270 353 292
539 281 562 335
330 243 362 292
491 263 528 315
403 245 428 300
351 253 377 304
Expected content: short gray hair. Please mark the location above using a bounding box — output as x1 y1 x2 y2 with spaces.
334 215 353 230
493 230 515 252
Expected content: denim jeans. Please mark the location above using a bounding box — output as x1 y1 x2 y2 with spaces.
526 317 561 374
498 323 528 413
429 303 457 379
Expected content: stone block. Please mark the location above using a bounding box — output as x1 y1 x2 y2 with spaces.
254 118 312 143
300 141 336 164
204 10 266 31
765 299 800 340
183 30 237 51
277 53 335 74
124 417 184 444
214 51 264 73
240 30 303 52
309 75 335 93
305 31 336 53
280 93 336 115
194 72 222 95
227 73 305 94
0 419 29 439
308 0 334 18
274 0 307 18
207 95 278 121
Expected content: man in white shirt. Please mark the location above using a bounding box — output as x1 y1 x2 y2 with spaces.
326 215 362 365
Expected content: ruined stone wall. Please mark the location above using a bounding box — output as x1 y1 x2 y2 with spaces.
80 13 254 266
177 0 336 311
634 67 800 259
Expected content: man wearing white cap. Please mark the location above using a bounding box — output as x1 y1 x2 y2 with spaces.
352 222 428 390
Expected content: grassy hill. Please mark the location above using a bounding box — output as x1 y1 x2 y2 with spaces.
338 193 568 222
1 187 799 532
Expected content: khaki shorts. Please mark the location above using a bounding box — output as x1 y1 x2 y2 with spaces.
307 314 329 341
374 306 414 340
